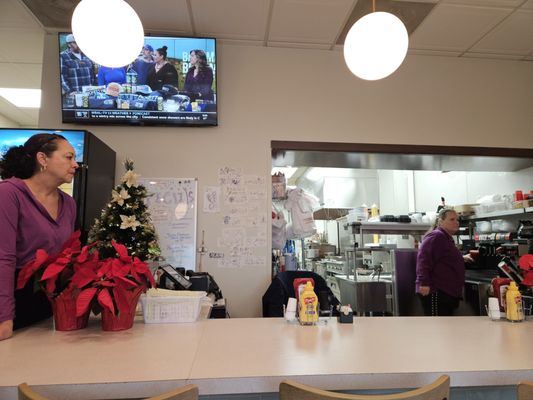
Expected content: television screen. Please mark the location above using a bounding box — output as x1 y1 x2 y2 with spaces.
58 33 217 126
0 128 86 163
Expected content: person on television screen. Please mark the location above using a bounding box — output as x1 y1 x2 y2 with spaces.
146 45 179 91
183 49 214 101
59 34 96 95
97 66 126 86
0 134 78 341
132 44 155 85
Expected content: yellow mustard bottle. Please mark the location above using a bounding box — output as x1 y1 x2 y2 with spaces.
299 281 318 325
505 281 524 322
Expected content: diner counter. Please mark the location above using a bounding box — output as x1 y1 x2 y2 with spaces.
1 316 533 399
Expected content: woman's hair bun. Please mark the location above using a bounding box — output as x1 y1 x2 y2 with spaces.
162 45 168 51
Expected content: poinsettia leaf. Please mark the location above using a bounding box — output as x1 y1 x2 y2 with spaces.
111 241 131 262
133 258 155 288
76 287 97 317
114 275 138 289
71 268 97 289
45 277 56 294
522 271 533 286
97 259 112 278
76 242 99 263
99 280 116 287
16 249 50 289
111 259 127 277
61 230 81 252
97 288 115 314
40 259 69 282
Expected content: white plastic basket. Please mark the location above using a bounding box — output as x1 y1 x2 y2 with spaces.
140 290 207 324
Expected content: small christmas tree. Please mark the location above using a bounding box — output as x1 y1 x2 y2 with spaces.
88 159 161 261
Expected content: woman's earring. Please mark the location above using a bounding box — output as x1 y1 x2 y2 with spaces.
40 165 47 172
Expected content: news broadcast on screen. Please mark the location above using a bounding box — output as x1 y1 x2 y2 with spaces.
58 33 217 127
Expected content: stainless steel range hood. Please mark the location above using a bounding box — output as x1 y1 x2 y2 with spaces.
271 144 533 172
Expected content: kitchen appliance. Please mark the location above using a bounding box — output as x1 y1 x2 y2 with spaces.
518 220 533 238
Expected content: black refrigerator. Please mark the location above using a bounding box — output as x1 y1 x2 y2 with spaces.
0 128 116 242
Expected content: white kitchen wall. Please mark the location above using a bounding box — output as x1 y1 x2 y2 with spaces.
377 170 412 215
39 35 533 317
414 167 533 212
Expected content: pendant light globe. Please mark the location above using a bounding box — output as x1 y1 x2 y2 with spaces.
72 0 144 68
343 12 408 81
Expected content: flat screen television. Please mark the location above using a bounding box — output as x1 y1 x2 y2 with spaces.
58 33 217 126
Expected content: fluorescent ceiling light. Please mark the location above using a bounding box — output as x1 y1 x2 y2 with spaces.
0 88 41 108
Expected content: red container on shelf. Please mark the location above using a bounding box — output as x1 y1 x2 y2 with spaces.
515 190 524 201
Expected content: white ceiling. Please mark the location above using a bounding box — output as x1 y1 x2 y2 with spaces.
1 0 533 127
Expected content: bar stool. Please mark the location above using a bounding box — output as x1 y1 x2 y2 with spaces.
17 383 199 400
518 381 533 400
279 375 450 400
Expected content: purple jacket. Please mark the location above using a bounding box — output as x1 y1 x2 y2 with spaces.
0 178 76 322
415 227 465 298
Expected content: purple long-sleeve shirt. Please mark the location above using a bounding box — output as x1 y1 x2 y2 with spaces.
415 227 465 298
0 178 76 322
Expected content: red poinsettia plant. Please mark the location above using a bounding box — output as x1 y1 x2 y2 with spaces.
519 254 533 286
16 231 98 298
16 231 156 319
73 240 155 318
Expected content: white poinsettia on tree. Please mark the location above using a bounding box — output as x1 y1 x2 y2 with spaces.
88 159 160 261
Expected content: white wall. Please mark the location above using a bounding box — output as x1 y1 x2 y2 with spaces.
414 167 533 212
39 34 533 317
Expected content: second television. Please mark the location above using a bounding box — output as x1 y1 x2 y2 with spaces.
59 34 217 127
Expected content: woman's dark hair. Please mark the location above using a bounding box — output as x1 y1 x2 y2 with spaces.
0 133 66 179
156 46 168 60
190 49 208 70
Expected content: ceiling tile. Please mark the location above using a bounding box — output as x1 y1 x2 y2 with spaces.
0 0 42 29
129 0 192 34
443 0 523 7
0 62 42 89
0 99 39 127
267 41 332 50
410 4 512 52
192 0 270 40
269 0 355 44
462 51 524 59
0 28 44 64
471 9 533 55
408 49 463 56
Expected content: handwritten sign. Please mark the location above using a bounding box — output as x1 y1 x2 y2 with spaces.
140 178 198 271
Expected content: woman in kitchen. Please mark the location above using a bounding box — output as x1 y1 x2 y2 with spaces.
146 45 179 91
0 133 78 340
416 208 473 316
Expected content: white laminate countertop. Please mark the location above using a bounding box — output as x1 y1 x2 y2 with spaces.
1 316 533 399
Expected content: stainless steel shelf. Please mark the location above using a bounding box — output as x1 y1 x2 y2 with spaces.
466 208 528 220
347 222 431 235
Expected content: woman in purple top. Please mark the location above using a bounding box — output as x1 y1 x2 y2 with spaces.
0 134 78 340
416 208 473 316
183 49 214 101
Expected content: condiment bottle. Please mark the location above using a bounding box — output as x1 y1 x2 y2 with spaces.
505 281 524 322
298 281 318 325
